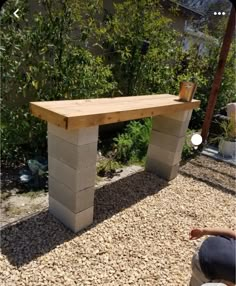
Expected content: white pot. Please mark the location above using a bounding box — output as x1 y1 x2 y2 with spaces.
219 140 236 158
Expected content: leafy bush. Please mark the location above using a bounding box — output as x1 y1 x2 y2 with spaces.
189 42 236 130
1 0 116 163
97 159 121 177
101 0 182 96
114 119 152 163
181 129 198 161
101 0 236 128
105 0 234 162
210 117 236 146
113 120 198 164
1 107 47 163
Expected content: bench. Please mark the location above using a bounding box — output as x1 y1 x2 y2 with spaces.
30 94 200 232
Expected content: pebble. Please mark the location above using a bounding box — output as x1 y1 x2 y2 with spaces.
0 156 235 286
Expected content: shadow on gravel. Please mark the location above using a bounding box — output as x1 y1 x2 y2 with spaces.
0 171 168 267
189 160 236 180
179 161 236 197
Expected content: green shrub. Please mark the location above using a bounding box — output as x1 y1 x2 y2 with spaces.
1 0 116 163
97 159 121 177
1 107 47 163
114 120 198 164
101 0 182 96
181 129 199 161
101 0 236 128
189 42 236 130
114 119 152 163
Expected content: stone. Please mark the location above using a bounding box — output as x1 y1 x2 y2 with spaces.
48 156 96 191
49 196 94 233
152 116 190 137
49 176 95 213
149 131 185 153
48 123 98 145
159 110 192 122
48 133 97 170
145 157 179 180
147 144 182 166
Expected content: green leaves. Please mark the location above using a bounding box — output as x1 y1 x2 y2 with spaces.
1 0 115 163
114 119 152 163
32 80 39 90
100 0 180 96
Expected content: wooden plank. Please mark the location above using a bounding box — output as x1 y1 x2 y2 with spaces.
46 96 179 117
31 95 184 117
30 94 176 117
30 94 200 130
67 100 200 129
31 94 173 109
30 103 68 128
63 97 197 117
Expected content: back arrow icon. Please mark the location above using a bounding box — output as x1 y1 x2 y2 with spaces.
14 8 19 18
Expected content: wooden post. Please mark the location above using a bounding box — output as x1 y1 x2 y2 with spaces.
201 6 236 142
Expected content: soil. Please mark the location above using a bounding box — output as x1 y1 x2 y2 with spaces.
0 163 142 228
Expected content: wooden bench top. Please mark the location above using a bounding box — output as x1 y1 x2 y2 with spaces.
30 94 200 130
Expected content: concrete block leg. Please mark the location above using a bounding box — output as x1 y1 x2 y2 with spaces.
145 111 192 180
47 123 98 232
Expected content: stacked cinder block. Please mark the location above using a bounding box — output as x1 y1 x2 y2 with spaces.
145 111 192 180
47 123 98 232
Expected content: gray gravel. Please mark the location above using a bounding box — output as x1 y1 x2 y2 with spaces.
0 155 235 286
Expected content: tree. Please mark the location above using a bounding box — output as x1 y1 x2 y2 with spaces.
99 0 182 96
0 0 116 163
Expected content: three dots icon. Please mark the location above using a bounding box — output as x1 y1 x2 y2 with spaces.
213 11 226 15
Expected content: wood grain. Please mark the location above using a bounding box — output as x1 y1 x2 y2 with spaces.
30 94 200 130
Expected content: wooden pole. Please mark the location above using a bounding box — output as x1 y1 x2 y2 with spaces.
201 6 236 142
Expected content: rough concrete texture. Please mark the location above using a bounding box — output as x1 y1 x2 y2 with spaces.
152 116 190 137
48 156 96 191
149 130 185 153
48 123 98 145
145 158 179 180
159 110 192 122
49 176 95 213
48 133 98 170
146 144 182 166
49 196 94 233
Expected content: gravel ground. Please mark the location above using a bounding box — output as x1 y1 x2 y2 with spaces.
0 155 235 286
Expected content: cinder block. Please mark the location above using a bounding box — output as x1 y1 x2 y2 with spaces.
147 144 182 166
48 156 96 191
149 130 185 153
48 133 97 169
49 196 94 233
160 110 192 122
145 158 179 180
48 123 98 145
152 116 190 137
49 176 95 213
